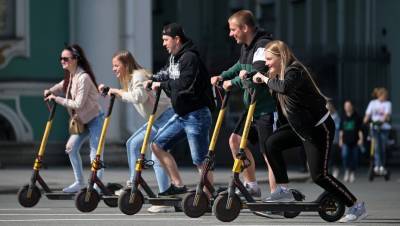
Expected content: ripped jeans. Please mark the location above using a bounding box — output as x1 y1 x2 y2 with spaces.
65 112 104 184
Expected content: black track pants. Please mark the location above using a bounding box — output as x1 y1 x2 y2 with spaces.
264 118 357 207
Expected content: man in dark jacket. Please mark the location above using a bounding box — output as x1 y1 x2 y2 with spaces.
150 23 214 196
210 10 275 197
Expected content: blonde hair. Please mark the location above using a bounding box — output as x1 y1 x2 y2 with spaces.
112 50 146 91
371 87 388 99
265 40 328 116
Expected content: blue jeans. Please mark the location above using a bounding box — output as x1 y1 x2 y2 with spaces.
372 129 389 167
341 144 359 171
126 108 174 193
65 112 104 184
152 107 212 166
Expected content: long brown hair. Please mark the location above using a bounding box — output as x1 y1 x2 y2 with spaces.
265 40 328 116
112 50 148 91
62 44 98 93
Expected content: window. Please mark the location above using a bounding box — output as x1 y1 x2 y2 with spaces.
0 0 29 69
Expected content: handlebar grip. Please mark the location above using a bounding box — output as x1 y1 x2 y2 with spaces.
101 87 110 97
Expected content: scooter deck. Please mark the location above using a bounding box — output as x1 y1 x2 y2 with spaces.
247 201 320 212
147 196 182 206
45 192 76 200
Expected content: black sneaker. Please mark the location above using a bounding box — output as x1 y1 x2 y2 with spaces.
158 184 187 197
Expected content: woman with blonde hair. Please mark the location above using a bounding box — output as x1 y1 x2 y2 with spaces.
98 50 175 213
253 40 367 222
363 87 391 175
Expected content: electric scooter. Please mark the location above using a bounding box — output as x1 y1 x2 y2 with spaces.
74 88 122 212
212 78 346 222
368 122 390 181
117 85 181 215
181 84 230 218
17 97 78 207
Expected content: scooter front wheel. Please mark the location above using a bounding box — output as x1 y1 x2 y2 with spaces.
118 189 144 215
213 193 241 222
17 184 41 207
182 191 209 218
75 188 100 212
318 193 345 222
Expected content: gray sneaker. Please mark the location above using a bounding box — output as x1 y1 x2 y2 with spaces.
236 184 261 198
264 186 294 202
339 202 368 223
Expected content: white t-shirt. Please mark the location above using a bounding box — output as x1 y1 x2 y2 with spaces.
365 99 392 129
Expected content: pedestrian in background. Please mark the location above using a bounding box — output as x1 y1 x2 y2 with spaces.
363 87 392 175
339 100 363 182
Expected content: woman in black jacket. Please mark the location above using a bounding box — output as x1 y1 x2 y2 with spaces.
253 40 367 223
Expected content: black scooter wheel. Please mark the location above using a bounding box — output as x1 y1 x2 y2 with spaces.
103 196 118 207
118 189 144 215
318 193 345 222
283 189 305 218
75 188 100 212
213 193 241 222
182 191 209 218
103 183 122 207
17 184 41 207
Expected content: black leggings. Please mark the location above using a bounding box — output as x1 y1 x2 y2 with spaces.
264 118 357 207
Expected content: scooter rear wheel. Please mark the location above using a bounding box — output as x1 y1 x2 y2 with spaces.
75 188 100 212
318 193 345 222
182 191 209 218
213 193 241 222
17 184 41 207
103 183 121 207
118 189 144 215
283 189 305 218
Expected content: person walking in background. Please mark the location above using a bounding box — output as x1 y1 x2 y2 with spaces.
339 100 363 183
363 87 392 175
327 101 341 178
44 44 104 193
210 9 275 198
98 50 175 213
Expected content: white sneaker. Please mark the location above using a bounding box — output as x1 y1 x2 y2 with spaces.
349 172 355 183
374 166 379 174
339 202 368 223
264 186 294 202
332 168 339 178
343 170 350 182
115 180 132 196
62 181 85 193
379 166 387 175
114 188 124 196
147 205 175 213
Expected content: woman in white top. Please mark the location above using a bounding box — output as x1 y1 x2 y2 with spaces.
45 44 104 193
363 87 392 174
98 50 174 213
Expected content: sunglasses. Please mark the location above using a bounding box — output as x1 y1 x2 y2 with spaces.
60 57 74 62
